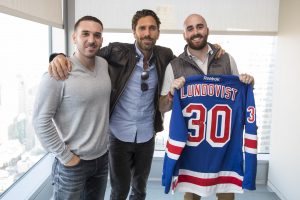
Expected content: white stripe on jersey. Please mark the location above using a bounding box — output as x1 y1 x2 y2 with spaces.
167 151 181 160
244 133 257 140
179 169 243 180
168 137 186 147
244 147 257 154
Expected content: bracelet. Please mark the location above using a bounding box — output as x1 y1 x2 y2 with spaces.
168 91 173 101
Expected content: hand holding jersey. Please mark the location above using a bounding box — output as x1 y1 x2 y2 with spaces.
169 74 254 97
170 76 186 95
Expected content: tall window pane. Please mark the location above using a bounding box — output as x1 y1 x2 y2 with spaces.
210 35 276 153
0 13 48 194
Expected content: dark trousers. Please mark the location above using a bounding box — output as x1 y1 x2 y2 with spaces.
184 192 235 200
109 135 155 200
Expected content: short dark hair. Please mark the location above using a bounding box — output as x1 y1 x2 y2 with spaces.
74 15 103 31
131 9 161 31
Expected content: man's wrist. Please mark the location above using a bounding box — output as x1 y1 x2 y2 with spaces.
168 91 173 101
49 53 66 62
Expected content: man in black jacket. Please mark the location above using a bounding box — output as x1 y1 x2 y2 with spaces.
49 10 223 200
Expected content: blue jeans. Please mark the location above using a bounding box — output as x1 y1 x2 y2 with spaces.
109 135 155 200
52 152 108 200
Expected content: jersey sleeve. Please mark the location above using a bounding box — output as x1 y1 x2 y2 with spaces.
162 88 188 193
242 84 258 190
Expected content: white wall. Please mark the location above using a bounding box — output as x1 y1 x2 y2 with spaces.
75 0 279 33
268 1 300 200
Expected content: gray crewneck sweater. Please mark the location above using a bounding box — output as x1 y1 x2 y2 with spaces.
33 55 111 164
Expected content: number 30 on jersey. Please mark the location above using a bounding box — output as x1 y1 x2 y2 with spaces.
182 103 255 147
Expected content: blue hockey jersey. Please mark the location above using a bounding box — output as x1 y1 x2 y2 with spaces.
162 75 257 197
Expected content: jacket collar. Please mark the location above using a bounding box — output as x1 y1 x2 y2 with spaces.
134 41 155 66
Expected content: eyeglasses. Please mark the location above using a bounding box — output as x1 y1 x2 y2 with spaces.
141 70 149 91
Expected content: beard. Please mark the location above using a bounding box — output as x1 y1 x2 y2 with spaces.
186 34 208 50
136 36 156 52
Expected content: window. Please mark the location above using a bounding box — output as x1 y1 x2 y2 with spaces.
0 13 49 195
210 35 276 154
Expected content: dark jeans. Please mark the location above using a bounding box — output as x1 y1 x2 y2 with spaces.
52 152 108 200
109 135 155 200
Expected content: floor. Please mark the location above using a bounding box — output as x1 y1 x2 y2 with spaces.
104 182 281 200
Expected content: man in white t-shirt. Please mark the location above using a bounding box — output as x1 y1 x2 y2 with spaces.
159 14 254 200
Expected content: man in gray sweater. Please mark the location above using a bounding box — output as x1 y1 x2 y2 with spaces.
32 16 111 200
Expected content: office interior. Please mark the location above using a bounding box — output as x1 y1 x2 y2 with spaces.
0 0 299 199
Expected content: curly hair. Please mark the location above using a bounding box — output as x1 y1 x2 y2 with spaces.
131 9 161 31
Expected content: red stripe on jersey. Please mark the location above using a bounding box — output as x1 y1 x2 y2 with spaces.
178 175 242 187
244 138 257 149
167 141 183 155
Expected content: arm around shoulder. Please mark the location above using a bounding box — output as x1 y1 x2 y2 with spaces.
49 53 66 62
49 54 71 80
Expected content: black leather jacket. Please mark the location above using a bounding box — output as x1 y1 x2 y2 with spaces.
98 42 175 133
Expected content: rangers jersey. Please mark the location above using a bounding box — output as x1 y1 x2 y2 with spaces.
162 75 257 197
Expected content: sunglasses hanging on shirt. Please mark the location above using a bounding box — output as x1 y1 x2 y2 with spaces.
141 70 149 91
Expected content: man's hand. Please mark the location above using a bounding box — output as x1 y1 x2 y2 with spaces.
170 76 185 95
48 54 72 80
159 76 185 113
239 73 255 85
213 43 225 59
64 154 80 167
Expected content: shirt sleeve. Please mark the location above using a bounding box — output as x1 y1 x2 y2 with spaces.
242 84 258 190
229 54 239 76
32 73 73 164
162 88 188 193
161 63 175 95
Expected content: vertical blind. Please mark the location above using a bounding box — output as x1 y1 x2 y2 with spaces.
75 0 279 33
0 0 63 28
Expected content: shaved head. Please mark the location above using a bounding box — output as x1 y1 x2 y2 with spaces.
183 14 209 50
184 14 207 30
